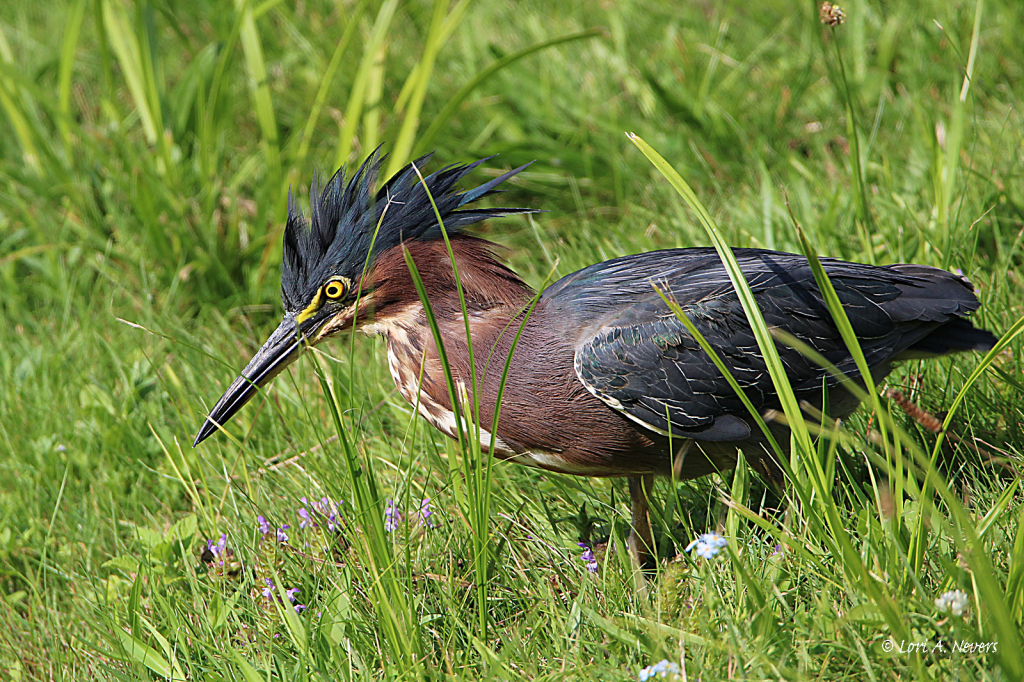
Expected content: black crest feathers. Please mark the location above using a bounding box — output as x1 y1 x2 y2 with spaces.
280 150 535 312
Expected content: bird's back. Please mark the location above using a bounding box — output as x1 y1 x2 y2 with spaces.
538 248 995 445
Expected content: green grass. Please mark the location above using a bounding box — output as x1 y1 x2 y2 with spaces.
1 0 1023 679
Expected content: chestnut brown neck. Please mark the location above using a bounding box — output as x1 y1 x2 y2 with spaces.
366 235 534 321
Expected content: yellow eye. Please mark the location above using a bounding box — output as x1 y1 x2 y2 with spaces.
323 279 347 300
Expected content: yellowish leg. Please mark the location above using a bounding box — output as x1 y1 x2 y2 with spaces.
627 475 656 569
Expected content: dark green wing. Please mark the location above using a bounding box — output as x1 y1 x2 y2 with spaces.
540 248 990 442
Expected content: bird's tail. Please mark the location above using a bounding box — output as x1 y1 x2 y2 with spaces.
901 317 998 358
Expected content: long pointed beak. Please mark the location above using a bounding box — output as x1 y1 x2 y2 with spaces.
193 317 304 447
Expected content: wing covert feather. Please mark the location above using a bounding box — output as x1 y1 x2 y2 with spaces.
542 248 980 442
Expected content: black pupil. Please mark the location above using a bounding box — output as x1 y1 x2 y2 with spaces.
328 284 340 296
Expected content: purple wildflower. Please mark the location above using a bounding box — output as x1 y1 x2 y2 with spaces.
418 498 436 528
298 507 314 530
257 515 270 536
262 578 275 599
307 496 341 532
285 587 300 603
384 499 402 532
206 534 228 565
577 542 599 573
276 525 290 544
294 604 306 614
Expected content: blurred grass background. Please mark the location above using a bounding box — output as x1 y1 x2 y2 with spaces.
1 0 1023 679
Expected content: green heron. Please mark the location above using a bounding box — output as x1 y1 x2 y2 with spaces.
194 153 996 565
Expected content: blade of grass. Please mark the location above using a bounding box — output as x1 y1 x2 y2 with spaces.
401 215 496 641
100 0 159 145
414 28 602 157
386 0 470 177
650 283 783 459
334 0 399 169
0 77 40 173
629 132 911 641
57 0 87 151
900 433 1024 679
909 314 1024 572
824 20 874 263
234 0 280 185
293 0 371 169
628 132 815 458
309 350 424 676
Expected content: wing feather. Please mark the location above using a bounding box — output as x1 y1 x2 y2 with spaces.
542 248 982 442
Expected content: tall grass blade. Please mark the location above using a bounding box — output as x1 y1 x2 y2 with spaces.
334 0 399 169
0 77 40 173
413 28 602 157
825 24 873 262
57 0 87 151
312 355 424 676
100 0 160 145
399 178 494 639
908 314 1024 572
900 430 1024 679
651 283 783 459
234 0 280 184
627 133 814 457
293 0 372 168
629 132 910 639
1009 504 1024 625
386 0 468 177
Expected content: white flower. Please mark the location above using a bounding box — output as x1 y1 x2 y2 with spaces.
935 589 970 616
638 659 681 681
685 532 728 559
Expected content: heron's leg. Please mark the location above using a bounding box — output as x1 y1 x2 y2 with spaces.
627 475 656 568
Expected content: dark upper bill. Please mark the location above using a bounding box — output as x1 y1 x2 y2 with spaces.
193 317 303 447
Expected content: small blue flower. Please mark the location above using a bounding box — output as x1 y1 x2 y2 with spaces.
276 525 290 544
257 515 270 536
685 532 727 559
294 603 306 614
577 542 599 573
262 578 274 599
638 659 681 681
285 587 300 603
298 507 314 529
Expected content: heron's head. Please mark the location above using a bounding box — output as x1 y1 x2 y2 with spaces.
193 152 532 446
